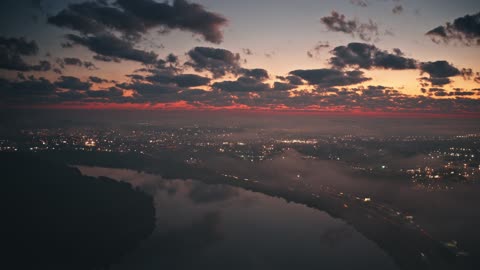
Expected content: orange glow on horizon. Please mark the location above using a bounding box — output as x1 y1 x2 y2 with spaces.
4 101 480 118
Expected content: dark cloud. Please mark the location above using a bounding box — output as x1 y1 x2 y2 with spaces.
424 87 477 97
392 48 403 56
275 75 304 86
2 76 55 95
186 47 241 78
428 87 445 93
66 33 158 64
55 57 97 70
145 72 175 84
461 68 473 80
55 76 91 90
117 0 228 43
93 54 121 63
265 51 275 58
61 42 74 48
142 69 209 88
419 77 451 87
31 60 51 72
121 81 180 99
286 75 305 85
456 70 480 84
0 36 38 55
48 0 228 44
48 1 145 40
30 0 43 10
273 82 296 91
87 87 124 98
452 90 476 96
83 61 97 70
212 76 271 92
320 11 379 42
418 61 461 87
242 48 253 55
166 53 179 64
475 72 480 84
0 76 59 104
178 89 235 106
392 5 403 14
0 36 51 71
174 74 211 87
290 69 371 87
419 61 460 78
56 89 87 101
240 68 269 80
426 11 480 46
48 2 115 35
177 88 209 100
89 76 109 83
307 41 330 58
126 74 145 81
63 57 82 66
1 73 479 113
329 42 417 70
349 0 368 7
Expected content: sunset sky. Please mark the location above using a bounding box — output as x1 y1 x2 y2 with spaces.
1 0 479 114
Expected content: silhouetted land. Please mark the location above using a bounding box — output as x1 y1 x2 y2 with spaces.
2 153 155 270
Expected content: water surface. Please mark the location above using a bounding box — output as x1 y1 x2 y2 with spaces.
79 166 399 270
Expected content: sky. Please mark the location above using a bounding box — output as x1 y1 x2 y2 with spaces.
0 0 479 115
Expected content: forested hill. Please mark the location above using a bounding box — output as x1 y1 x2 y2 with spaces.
1 153 155 270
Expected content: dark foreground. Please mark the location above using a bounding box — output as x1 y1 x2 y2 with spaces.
5 151 478 270
2 153 155 269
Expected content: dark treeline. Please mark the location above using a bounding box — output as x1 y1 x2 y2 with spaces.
2 153 155 269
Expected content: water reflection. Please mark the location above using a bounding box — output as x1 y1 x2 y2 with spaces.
79 166 399 270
